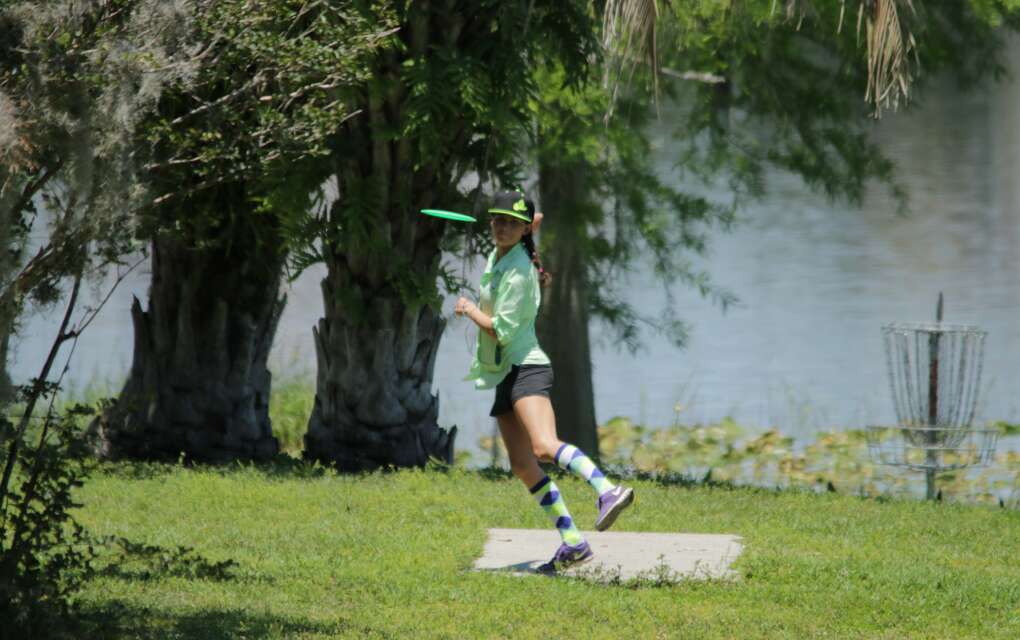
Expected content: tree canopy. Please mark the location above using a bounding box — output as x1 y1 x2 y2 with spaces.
4 0 1020 467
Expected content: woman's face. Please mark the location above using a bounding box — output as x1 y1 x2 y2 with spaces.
490 214 529 251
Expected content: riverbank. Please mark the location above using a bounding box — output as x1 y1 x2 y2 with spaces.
266 381 1020 505
72 462 1019 639
46 378 1020 505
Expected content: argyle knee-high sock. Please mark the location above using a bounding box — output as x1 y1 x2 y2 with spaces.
554 444 616 497
529 475 584 546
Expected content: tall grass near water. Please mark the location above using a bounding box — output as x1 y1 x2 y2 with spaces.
592 416 1020 506
269 377 314 455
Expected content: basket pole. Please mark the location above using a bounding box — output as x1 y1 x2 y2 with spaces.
925 293 943 499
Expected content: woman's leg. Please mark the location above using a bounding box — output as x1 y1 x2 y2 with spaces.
507 394 560 462
495 411 585 548
514 395 634 531
512 395 615 495
496 412 543 488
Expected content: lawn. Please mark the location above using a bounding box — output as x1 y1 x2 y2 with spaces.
73 462 1019 639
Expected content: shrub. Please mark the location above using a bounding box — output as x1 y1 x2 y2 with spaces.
0 400 98 639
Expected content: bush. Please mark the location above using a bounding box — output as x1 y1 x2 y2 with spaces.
0 400 98 639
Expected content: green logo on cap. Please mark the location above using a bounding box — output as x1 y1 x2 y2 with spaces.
513 198 527 213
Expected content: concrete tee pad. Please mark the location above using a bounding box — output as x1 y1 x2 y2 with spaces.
474 528 743 583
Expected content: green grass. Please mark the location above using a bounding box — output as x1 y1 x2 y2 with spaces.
72 462 1020 639
268 377 314 455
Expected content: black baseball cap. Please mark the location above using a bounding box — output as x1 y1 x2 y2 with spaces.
488 190 534 223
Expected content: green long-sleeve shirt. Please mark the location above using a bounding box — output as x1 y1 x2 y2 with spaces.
464 243 550 390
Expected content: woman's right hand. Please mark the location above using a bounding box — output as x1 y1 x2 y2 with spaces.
454 296 475 316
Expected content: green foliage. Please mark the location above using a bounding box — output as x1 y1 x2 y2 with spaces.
269 377 314 456
139 0 397 227
327 1 598 307
534 61 737 352
992 421 1020 436
0 3 181 628
0 399 97 638
118 0 401 300
596 415 1020 504
540 0 1020 354
1 385 242 637
970 0 1020 25
0 0 158 340
656 1 1020 211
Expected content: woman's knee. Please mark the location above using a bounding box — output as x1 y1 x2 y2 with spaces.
530 438 561 463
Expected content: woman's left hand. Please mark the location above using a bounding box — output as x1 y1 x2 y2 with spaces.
454 296 475 316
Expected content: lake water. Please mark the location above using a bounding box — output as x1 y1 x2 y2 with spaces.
11 41 1020 463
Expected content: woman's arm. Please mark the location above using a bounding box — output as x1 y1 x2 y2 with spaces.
455 297 497 338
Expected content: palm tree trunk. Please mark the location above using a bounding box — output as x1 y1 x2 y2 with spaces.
94 200 285 462
536 158 600 456
302 160 457 469
303 255 456 470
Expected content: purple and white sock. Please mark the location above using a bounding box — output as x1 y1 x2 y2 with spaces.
529 475 584 546
554 444 616 497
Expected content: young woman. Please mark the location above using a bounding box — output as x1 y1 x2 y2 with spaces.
455 190 634 574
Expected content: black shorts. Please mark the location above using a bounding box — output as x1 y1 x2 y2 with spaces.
489 364 554 417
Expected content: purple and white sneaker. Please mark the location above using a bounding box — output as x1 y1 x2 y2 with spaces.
536 540 594 575
595 486 634 531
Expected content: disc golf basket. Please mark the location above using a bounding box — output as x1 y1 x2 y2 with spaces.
867 295 998 500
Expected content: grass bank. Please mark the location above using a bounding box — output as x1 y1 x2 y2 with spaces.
265 380 1019 504
49 376 1019 504
73 462 1019 639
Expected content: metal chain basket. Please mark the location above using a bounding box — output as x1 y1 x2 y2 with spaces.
866 298 998 498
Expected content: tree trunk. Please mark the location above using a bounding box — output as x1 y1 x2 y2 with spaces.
536 159 600 457
0 332 11 406
1 176 21 407
94 207 285 462
303 271 455 470
302 216 456 470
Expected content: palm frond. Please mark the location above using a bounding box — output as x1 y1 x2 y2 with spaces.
858 0 917 117
602 0 662 119
786 1 918 117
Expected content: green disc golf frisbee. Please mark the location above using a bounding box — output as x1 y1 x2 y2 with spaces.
420 208 476 223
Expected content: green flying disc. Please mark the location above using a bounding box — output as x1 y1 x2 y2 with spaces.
420 208 476 223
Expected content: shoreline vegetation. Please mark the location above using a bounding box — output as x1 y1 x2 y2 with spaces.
46 376 1020 507
267 377 1020 507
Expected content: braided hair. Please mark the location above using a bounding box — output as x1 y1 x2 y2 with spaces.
514 192 551 287
520 230 551 287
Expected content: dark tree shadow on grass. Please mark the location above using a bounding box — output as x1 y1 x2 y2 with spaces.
93 535 249 584
80 601 379 639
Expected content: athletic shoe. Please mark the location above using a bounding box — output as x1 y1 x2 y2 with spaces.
536 540 594 575
595 486 634 531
